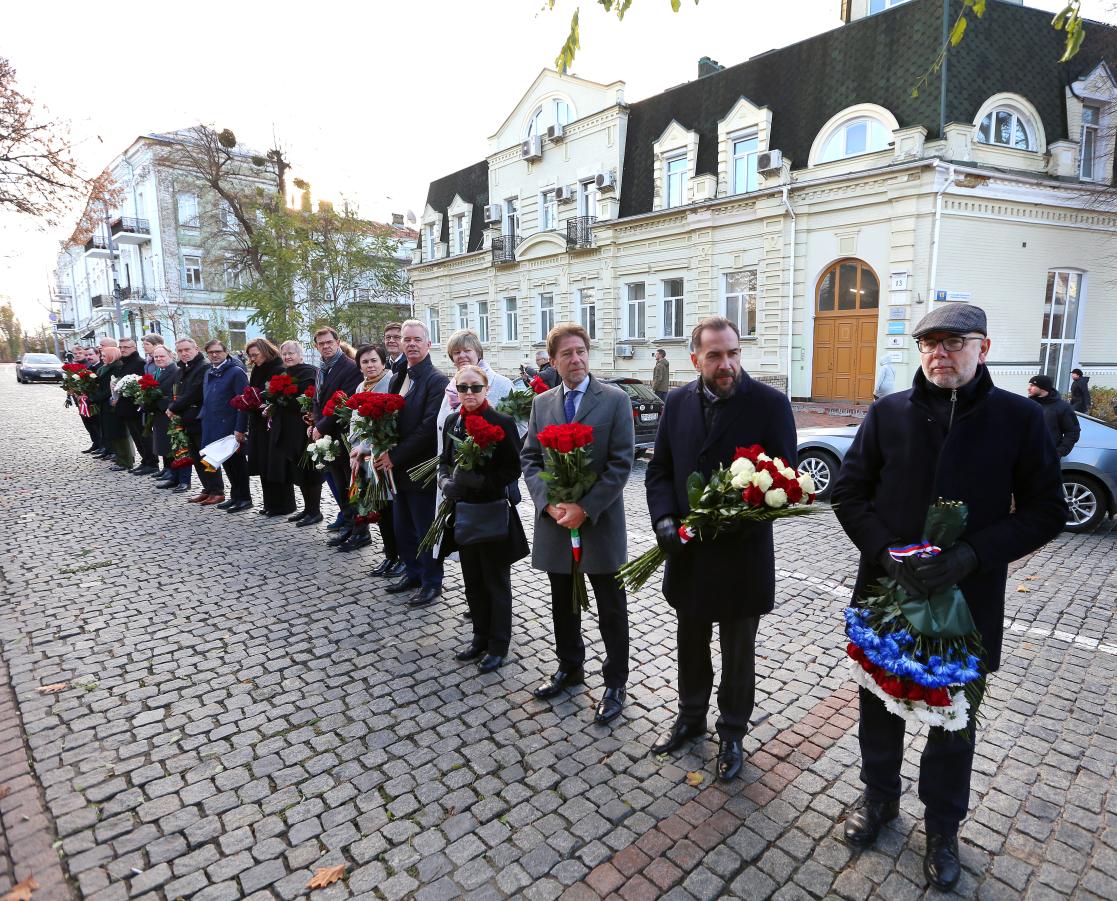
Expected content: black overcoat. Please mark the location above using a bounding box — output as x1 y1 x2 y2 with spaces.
167 353 210 437
436 406 529 564
266 363 317 483
388 355 449 493
89 360 127 443
831 366 1067 671
115 351 147 420
646 374 798 622
237 357 285 476
149 365 182 458
312 356 363 438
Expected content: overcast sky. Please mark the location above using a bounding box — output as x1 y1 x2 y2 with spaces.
0 0 1109 328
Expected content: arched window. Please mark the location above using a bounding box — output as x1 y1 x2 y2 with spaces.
809 105 898 166
526 97 574 140
816 259 879 313
976 106 1036 150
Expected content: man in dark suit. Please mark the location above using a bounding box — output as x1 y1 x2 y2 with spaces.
118 337 160 475
383 322 406 375
310 327 364 543
168 338 222 502
522 323 635 726
376 319 449 607
645 316 797 781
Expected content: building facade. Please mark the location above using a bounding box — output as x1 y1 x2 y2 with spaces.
409 0 1117 401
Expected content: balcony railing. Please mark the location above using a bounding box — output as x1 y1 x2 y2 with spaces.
91 294 112 309
111 217 151 239
84 235 112 254
566 215 596 249
120 286 154 301
491 234 517 265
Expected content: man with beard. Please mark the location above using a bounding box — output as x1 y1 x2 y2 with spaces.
831 303 1066 890
118 337 160 475
644 316 797 780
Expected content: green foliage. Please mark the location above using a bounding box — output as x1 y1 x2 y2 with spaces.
0 301 22 362
552 1 695 71
1088 386 1117 426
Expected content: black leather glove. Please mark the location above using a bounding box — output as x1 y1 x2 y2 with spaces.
452 467 485 490
654 516 685 558
878 550 932 599
910 542 979 594
441 479 466 502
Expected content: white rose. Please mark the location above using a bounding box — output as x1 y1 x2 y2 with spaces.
798 473 816 495
764 487 788 508
729 457 755 478
756 453 771 462
751 470 773 492
781 466 797 481
730 472 751 490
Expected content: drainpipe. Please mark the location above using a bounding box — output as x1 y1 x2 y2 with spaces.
927 162 956 312
781 184 797 398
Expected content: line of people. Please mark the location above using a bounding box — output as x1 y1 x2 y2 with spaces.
66 306 1068 893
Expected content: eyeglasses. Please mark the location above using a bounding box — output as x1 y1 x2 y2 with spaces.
455 384 486 394
915 335 983 353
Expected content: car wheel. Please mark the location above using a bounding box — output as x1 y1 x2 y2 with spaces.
1062 474 1106 532
798 449 840 502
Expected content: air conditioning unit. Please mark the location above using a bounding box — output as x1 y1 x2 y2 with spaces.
757 149 783 173
547 123 565 142
555 185 576 204
521 136 542 161
614 344 634 359
484 203 502 224
595 171 617 192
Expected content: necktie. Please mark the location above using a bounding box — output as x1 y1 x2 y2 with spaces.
564 389 580 423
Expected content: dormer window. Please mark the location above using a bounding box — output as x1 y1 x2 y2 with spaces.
976 107 1035 151
665 155 687 208
452 214 466 254
819 117 890 162
424 224 437 261
1081 105 1100 178
526 97 574 141
731 133 759 194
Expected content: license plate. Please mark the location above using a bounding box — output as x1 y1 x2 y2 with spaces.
640 412 658 422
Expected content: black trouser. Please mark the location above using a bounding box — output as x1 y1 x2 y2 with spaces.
262 479 295 513
394 489 443 590
186 431 223 495
222 447 251 502
676 613 759 741
459 544 512 655
125 416 157 467
378 502 397 559
80 413 101 449
547 571 629 689
293 466 323 516
326 458 354 524
858 686 979 836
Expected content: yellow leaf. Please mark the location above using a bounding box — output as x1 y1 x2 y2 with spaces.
37 683 68 694
306 865 346 890
0 785 11 800
685 771 704 787
950 15 968 47
1 876 39 901
1016 585 1031 593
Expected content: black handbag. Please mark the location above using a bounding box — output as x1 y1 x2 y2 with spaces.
453 499 510 545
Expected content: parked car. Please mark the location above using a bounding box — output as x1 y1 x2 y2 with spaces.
603 377 664 455
15 353 64 384
796 413 1117 532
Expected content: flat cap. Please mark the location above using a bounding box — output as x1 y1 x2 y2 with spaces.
912 302 987 339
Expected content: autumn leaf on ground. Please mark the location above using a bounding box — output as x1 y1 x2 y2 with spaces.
685 771 704 787
1016 585 1031 593
0 785 11 800
37 683 68 694
306 865 346 889
1025 575 1037 581
2 875 39 901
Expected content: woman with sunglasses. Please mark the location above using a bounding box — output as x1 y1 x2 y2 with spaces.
437 364 528 674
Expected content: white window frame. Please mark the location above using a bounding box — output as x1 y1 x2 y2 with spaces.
476 300 490 344
503 297 518 343
869 0 909 13
537 292 555 343
453 214 466 255
503 198 519 238
228 320 247 352
426 307 441 345
625 282 646 340
724 270 758 337
540 190 557 231
177 192 199 228
456 302 469 331
1081 104 1101 180
661 278 685 338
183 254 204 290
578 287 596 340
976 106 1036 151
664 155 687 209
424 225 437 261
578 180 597 219
730 132 760 195
1039 270 1086 393
222 259 243 290
819 117 890 162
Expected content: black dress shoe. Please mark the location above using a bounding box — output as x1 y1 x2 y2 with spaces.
109 464 127 472
257 507 271 516
131 465 158 476
171 484 191 493
325 516 344 532
533 668 585 700
650 720 707 755
717 738 744 781
386 577 421 595
287 510 308 522
156 479 179 489
153 469 170 478
408 586 442 607
93 450 112 459
478 654 504 674
295 513 323 527
326 529 353 547
226 500 253 512
215 499 237 509
81 446 96 454
455 643 486 662
369 557 400 577
843 798 900 848
386 560 407 578
337 532 372 552
924 832 961 891
594 688 626 725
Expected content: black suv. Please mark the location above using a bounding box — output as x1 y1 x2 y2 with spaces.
603 377 664 453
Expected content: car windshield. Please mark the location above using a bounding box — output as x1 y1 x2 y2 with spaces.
617 382 660 403
25 354 61 364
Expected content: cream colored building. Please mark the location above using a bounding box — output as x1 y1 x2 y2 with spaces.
410 0 1117 401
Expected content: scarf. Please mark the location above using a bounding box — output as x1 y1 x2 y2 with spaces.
446 359 498 411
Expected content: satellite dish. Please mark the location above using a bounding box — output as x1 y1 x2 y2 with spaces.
405 210 417 224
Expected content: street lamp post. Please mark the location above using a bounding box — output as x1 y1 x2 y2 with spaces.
103 203 125 337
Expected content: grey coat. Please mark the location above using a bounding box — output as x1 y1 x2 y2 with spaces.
521 375 635 574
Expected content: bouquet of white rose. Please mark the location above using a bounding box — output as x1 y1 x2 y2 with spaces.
301 436 342 470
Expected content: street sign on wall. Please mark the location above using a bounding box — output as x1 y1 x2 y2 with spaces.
934 290 972 303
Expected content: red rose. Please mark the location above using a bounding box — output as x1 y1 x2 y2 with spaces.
733 444 764 462
531 376 549 395
741 484 764 507
925 688 952 707
784 481 804 504
904 683 925 702
303 385 315 397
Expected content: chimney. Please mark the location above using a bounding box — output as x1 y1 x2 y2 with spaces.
391 213 405 226
698 56 724 78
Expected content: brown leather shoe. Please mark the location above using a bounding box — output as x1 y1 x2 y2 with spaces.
187 493 210 503
199 495 226 506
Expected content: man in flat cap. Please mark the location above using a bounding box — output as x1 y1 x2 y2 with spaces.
1027 374 1080 457
831 303 1066 890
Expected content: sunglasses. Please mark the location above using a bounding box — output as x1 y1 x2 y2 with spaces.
456 383 486 394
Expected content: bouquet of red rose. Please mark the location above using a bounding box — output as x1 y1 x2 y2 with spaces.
61 363 98 414
537 423 597 612
263 373 301 410
167 418 194 470
530 375 550 395
617 444 819 592
418 413 506 554
125 374 165 435
296 384 316 415
348 392 406 511
322 390 352 430
229 385 264 413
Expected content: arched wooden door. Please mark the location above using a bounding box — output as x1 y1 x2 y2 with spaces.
811 259 880 403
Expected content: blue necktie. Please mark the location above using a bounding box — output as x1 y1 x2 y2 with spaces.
564 389 580 423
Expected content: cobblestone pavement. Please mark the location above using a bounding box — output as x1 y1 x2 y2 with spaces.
1 366 1115 901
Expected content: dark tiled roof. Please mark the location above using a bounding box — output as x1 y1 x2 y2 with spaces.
423 160 489 252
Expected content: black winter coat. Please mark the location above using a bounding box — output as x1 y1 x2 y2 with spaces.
1033 391 1080 457
436 406 529 564
116 351 147 420
89 360 126 442
388 355 450 493
267 363 317 483
167 353 210 436
1070 376 1091 413
831 366 1067 671
312 355 363 437
149 365 182 458
645 374 798 623
239 357 285 476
